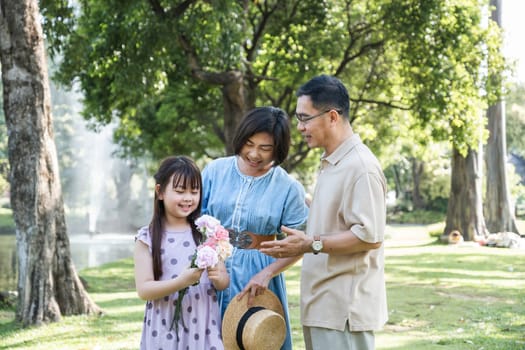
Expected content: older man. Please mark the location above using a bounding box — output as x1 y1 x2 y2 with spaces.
260 75 388 350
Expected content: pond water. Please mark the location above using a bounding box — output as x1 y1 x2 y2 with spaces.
0 232 135 291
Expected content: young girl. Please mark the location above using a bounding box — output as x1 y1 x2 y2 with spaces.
134 156 229 349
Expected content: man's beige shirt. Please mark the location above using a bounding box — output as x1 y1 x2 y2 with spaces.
301 134 388 331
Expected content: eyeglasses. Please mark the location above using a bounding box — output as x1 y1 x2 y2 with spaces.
294 109 341 124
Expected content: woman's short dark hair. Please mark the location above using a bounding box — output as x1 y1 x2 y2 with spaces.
232 107 291 166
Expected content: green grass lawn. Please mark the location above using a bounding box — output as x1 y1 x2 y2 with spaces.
1 224 525 349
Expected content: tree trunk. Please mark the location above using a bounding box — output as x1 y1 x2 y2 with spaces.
221 71 255 155
0 0 100 326
392 164 402 199
177 32 256 155
484 0 520 235
411 158 425 210
444 148 488 242
183 70 255 155
485 103 520 234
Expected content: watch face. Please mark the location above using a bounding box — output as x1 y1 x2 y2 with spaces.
312 240 323 252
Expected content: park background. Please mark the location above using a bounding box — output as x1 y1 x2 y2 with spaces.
1 0 525 349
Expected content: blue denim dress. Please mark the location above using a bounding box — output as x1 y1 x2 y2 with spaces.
202 156 308 350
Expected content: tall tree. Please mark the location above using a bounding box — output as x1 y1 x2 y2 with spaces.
484 0 520 234
387 1 506 241
444 148 488 241
0 0 99 325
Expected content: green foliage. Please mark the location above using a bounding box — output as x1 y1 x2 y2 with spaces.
383 142 451 212
42 0 507 178
48 0 238 160
418 150 451 211
117 79 226 159
40 0 76 58
0 294 16 310
381 0 504 156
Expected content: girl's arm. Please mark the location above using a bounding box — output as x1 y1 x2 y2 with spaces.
134 240 203 300
206 260 229 291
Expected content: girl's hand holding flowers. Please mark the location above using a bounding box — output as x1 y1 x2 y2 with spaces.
179 266 204 286
195 245 219 268
171 215 233 336
206 262 229 290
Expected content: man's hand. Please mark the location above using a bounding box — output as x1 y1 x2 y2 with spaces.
259 225 310 258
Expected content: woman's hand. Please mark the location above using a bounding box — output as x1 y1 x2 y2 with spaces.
237 268 273 307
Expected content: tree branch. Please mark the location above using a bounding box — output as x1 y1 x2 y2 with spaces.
177 33 231 84
147 0 198 19
285 141 312 171
147 0 165 17
350 97 411 111
167 0 199 18
245 1 280 62
335 2 385 75
348 50 381 122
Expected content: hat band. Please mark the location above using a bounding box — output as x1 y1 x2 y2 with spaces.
236 306 265 350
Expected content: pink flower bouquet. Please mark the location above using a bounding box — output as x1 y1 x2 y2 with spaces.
171 215 233 336
195 214 233 263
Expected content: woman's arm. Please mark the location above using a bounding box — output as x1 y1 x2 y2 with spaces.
237 255 301 306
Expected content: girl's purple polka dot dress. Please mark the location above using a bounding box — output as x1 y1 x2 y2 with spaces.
136 226 224 350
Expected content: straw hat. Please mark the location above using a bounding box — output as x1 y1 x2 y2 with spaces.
222 290 286 350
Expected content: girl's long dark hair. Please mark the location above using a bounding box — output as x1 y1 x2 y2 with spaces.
149 156 203 280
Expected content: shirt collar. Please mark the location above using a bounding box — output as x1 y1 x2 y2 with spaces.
321 133 362 166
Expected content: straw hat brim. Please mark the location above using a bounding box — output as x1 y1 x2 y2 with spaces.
222 290 285 350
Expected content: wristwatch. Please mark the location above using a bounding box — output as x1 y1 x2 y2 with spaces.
311 235 323 255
